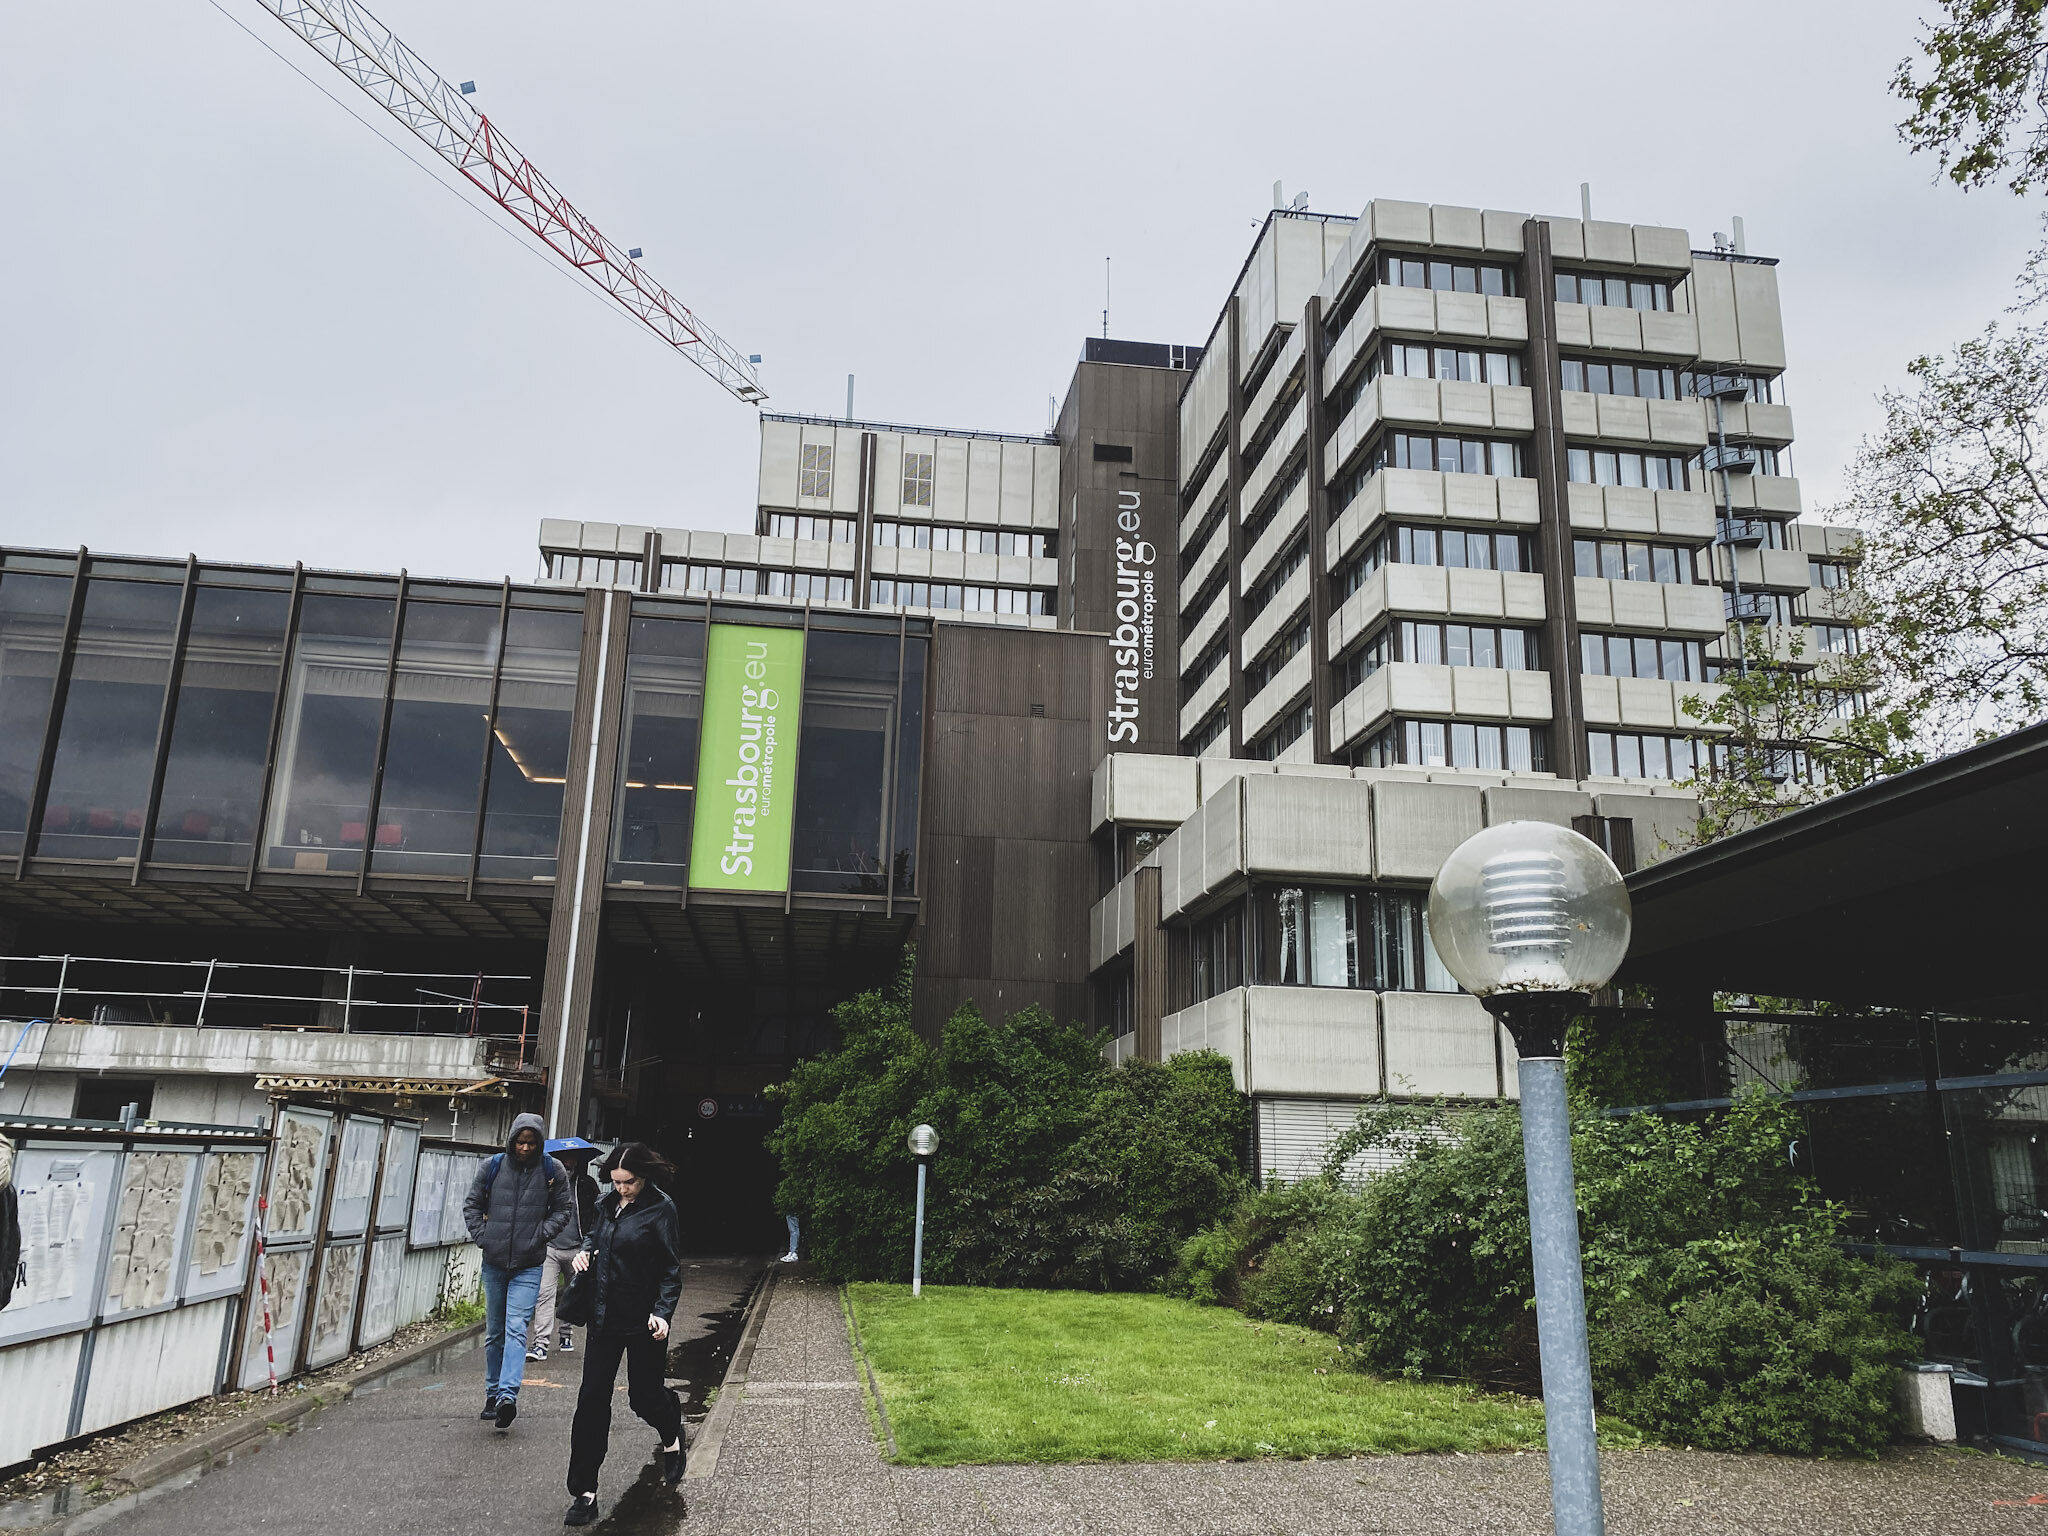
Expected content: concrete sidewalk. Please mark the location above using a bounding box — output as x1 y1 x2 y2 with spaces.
71 1256 764 1536
678 1270 2048 1536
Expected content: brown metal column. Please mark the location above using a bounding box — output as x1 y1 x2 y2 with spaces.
1223 299 1249 757
536 585 631 1134
1303 298 1335 761
1520 218 1589 781
1132 865 1167 1061
854 430 878 608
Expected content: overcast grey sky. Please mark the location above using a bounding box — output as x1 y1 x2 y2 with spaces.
2 0 2040 583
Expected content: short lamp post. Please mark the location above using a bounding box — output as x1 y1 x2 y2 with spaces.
1427 821 1631 1536
907 1123 938 1297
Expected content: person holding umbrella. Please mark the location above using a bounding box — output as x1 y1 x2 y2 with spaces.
527 1136 602 1362
562 1142 685 1526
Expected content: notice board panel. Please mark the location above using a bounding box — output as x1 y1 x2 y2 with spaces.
0 1145 121 1346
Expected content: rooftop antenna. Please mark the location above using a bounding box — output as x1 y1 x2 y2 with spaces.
1273 179 1284 209
1731 215 1746 255
1103 257 1110 339
1289 190 1309 212
1580 182 1592 222
846 374 855 421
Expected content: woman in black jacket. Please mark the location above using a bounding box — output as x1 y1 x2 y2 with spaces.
562 1143 685 1526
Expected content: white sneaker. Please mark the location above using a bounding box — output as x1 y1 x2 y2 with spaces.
780 1252 798 1263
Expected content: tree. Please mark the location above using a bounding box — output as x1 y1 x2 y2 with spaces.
1835 316 2048 751
1677 620 1921 847
1895 0 2048 193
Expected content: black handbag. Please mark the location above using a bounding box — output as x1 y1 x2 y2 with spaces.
557 1263 596 1327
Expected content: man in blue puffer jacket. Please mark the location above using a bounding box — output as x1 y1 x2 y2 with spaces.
463 1112 574 1429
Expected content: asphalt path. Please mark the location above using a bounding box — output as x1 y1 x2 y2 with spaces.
84 1255 765 1536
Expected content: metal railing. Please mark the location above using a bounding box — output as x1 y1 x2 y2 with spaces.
0 952 535 1042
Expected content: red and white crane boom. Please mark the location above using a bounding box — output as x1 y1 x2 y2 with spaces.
251 0 766 404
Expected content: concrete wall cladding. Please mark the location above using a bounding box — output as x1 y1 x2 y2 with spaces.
913 624 1106 1038
1057 360 1183 758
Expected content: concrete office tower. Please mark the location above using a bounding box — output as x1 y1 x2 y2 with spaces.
1176 201 1862 777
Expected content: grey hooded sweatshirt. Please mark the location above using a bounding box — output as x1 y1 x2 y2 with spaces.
462 1112 573 1271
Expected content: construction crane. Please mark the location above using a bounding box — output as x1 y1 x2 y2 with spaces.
250 0 766 404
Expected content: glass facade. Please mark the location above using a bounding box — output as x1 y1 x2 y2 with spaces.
0 552 932 902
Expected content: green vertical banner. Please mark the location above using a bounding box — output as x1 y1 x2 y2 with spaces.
688 623 806 892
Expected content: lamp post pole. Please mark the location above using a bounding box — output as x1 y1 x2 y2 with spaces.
1428 821 1631 1536
907 1123 938 1298
1488 991 1604 1536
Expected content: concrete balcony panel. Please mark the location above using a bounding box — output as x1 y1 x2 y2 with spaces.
1615 676 1679 730
1373 777 1484 880
1384 469 1449 520
1581 673 1621 725
1759 546 1812 590
1245 986 1382 1098
1554 301 1593 349
1595 394 1653 443
1591 788 1702 866
1499 477 1541 524
1328 569 1389 658
1445 567 1508 619
1178 663 1227 742
1601 487 1660 535
1657 491 1718 539
1482 783 1593 828
1646 398 1710 447
1638 309 1700 357
1099 752 1200 829
1482 210 1527 253
1449 666 1512 719
1382 992 1502 1099
1183 585 1228 659
1506 669 1554 718
1243 774 1373 880
1242 570 1310 662
1589 306 1644 353
1330 669 1392 750
1609 579 1667 631
1575 576 1614 628
1567 482 1606 531
18 1021 493 1084
1501 570 1548 623
1434 290 1491 339
1161 989 1247 1088
1662 583 1730 634
1327 470 1387 569
1387 662 1457 717
1383 563 1451 616
1243 478 1310 588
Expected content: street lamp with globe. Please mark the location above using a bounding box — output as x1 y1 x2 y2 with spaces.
907 1123 938 1297
1427 821 1631 1536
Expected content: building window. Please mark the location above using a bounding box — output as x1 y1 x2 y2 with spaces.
1245 618 1310 699
1333 525 1535 602
1573 537 1701 584
1571 814 1638 875
545 553 643 586
1243 536 1309 622
760 570 853 603
1581 632 1706 682
1809 558 1851 590
1184 707 1228 755
1342 343 1523 415
1398 620 1541 670
1338 627 1394 691
872 521 1052 558
1724 591 1798 625
764 513 855 543
902 451 934 507
1251 700 1313 760
799 442 833 499
1181 637 1227 703
659 561 761 595
867 579 1050 615
1587 729 1704 782
1378 253 1519 297
1189 903 1244 1003
1560 358 1681 399
1382 431 1524 478
1352 718 1548 773
1811 623 1860 655
1554 270 1672 311
1251 885 1458 993
1566 447 1689 490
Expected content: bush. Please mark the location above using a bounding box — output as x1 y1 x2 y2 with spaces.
1178 1092 1919 1456
769 956 1248 1289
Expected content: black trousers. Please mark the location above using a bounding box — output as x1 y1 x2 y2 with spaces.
566 1328 682 1495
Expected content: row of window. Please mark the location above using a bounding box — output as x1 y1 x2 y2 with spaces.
1810 558 1853 589
1343 621 1541 689
1582 631 1708 682
1352 718 1550 773
1357 342 1524 396
1251 700 1314 761
1182 637 1227 701
1589 729 1701 781
544 553 643 586
1574 536 1701 585
1379 252 1521 297
1559 360 1780 405
1554 269 1673 311
1567 446 1691 490
1243 536 1309 622
1332 524 1536 602
868 579 1052 615
1185 708 1228 755
1187 885 1459 1002
658 563 853 602
872 521 1054 557
1380 431 1526 478
763 513 857 543
1245 618 1310 698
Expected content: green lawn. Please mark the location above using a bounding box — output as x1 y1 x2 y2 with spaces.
843 1283 1550 1466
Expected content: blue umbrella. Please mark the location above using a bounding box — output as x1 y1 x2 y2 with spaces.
546 1136 600 1157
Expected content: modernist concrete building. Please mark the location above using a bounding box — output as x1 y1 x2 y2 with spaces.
0 194 1868 1222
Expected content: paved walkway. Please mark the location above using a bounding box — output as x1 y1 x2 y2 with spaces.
677 1271 2048 1536
77 1256 764 1536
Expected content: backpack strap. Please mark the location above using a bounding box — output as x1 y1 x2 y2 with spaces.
482 1150 558 1198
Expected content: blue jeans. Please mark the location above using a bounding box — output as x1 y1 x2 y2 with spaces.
481 1260 545 1402
785 1215 799 1257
